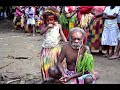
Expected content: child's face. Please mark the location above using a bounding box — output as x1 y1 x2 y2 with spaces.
46 15 55 25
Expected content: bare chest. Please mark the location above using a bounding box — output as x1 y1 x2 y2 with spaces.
65 49 78 65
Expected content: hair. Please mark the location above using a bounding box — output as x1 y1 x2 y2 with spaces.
110 6 115 9
42 7 60 24
68 27 86 40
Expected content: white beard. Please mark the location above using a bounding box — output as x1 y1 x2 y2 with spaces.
71 42 83 50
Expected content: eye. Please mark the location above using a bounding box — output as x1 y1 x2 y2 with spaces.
72 38 82 41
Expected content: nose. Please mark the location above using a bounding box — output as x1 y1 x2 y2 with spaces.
74 39 79 43
49 20 53 24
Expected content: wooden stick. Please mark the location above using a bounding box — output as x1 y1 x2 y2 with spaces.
6 79 21 84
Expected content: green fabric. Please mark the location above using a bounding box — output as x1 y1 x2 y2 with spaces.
60 13 68 25
35 28 40 33
69 14 77 23
60 13 77 30
76 50 94 75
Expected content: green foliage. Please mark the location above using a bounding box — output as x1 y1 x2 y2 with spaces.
76 51 94 75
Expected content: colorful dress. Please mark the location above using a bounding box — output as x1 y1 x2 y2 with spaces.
101 6 119 46
13 7 22 27
40 22 61 81
86 6 105 50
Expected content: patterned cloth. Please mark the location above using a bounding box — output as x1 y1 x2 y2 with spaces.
40 46 61 81
63 68 96 84
102 26 119 46
87 18 104 50
86 6 105 50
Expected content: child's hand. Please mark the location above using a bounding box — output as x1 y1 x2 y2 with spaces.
47 24 54 28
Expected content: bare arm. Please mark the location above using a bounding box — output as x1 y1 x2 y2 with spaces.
69 72 82 79
57 45 66 76
59 24 67 42
91 9 103 18
103 13 118 19
40 24 54 35
90 9 96 15
40 24 49 35
107 13 118 19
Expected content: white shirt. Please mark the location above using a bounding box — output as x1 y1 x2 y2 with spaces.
104 6 119 27
25 7 35 19
118 6 120 15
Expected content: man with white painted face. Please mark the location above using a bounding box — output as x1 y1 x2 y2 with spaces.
48 27 99 84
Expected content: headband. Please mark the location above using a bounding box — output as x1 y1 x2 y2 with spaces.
44 10 59 15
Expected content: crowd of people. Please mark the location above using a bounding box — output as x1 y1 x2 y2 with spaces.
1 6 120 84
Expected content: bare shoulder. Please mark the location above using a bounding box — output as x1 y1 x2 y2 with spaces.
62 42 69 51
58 24 62 27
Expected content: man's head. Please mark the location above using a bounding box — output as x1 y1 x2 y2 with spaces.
68 27 86 50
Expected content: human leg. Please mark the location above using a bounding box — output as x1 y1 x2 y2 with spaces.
109 41 120 59
78 74 94 84
84 75 94 84
32 24 35 37
108 46 115 57
103 45 110 57
48 65 62 80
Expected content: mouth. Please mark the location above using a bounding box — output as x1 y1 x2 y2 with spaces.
71 43 80 49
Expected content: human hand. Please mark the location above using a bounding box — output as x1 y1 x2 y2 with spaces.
47 24 54 28
59 75 71 83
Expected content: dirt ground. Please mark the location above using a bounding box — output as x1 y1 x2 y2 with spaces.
0 20 120 84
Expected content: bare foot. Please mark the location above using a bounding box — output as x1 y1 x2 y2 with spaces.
108 53 114 57
108 55 120 60
11 29 15 32
26 33 31 36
